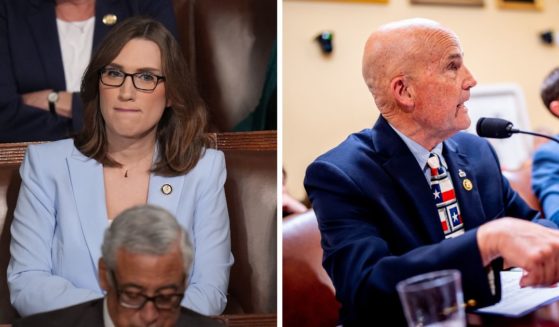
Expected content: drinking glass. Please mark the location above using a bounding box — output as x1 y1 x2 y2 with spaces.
397 269 466 327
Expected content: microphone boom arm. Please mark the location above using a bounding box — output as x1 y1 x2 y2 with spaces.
514 130 559 145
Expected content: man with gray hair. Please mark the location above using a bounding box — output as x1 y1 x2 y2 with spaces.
14 205 223 326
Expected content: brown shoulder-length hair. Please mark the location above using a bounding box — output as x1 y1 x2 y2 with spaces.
74 16 211 176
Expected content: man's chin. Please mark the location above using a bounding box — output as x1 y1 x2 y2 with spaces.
456 109 471 130
461 118 472 131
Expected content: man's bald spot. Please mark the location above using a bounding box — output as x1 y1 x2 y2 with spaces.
362 19 457 105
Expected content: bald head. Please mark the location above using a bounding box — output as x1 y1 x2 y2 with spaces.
362 18 459 113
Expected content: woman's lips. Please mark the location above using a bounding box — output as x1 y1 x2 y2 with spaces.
114 107 140 112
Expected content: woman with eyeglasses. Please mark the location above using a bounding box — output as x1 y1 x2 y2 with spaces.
8 17 233 318
0 0 178 143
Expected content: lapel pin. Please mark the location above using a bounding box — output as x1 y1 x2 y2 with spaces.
161 184 172 195
102 14 118 26
462 179 473 191
458 169 466 178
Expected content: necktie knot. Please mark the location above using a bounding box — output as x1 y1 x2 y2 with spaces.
428 153 445 177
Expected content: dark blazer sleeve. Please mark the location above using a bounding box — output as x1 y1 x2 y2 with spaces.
0 0 73 142
305 159 497 326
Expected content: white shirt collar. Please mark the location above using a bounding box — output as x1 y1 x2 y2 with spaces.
388 123 446 182
103 297 116 327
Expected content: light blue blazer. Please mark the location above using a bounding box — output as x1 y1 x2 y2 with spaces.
8 139 233 317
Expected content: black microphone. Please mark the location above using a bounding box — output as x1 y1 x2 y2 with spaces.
476 117 559 144
476 117 516 138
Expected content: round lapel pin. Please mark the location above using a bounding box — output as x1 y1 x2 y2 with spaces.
102 14 118 26
161 184 172 195
463 179 473 191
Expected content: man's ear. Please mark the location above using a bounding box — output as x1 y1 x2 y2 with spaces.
390 76 414 112
99 258 109 291
550 100 559 118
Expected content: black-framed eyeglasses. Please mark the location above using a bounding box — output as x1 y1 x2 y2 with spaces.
99 67 166 92
110 271 184 310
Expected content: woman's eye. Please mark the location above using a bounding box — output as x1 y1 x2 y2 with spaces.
107 70 123 77
138 73 156 81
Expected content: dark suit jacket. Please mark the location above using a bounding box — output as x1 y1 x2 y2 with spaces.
0 0 177 142
304 116 539 326
13 298 225 327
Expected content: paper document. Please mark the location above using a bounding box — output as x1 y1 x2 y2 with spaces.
475 270 559 317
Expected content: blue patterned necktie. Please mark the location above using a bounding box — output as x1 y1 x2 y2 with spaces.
427 153 464 238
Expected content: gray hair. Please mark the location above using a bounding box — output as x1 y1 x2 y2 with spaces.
101 205 193 282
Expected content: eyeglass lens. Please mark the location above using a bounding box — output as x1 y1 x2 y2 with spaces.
119 291 183 310
110 270 183 310
100 68 163 91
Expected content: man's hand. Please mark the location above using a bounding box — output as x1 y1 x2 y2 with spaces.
478 217 559 287
21 90 72 118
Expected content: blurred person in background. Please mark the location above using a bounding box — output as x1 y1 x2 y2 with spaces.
532 67 559 224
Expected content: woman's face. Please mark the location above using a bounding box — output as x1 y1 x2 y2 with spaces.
99 38 168 143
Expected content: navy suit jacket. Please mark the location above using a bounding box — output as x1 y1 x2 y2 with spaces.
0 0 177 142
304 116 538 326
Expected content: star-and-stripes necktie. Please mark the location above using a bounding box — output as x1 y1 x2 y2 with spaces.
427 153 464 238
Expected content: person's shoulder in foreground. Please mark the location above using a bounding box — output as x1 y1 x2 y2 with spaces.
15 204 225 327
13 298 225 327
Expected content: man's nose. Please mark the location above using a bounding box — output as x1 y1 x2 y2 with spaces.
463 66 477 90
139 300 159 324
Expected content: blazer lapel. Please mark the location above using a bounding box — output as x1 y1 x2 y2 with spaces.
27 1 66 90
67 148 107 272
444 138 487 230
373 117 444 243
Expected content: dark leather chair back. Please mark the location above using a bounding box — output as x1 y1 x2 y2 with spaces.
0 131 277 323
218 132 277 314
173 0 276 131
283 210 340 327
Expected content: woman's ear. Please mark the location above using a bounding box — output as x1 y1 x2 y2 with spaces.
549 100 559 118
390 76 414 112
